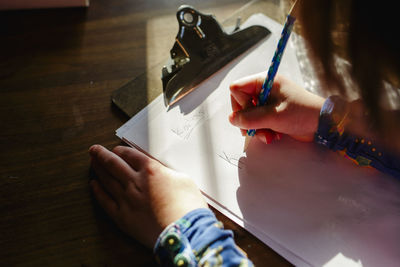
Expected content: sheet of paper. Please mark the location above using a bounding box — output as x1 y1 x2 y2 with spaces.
117 14 400 267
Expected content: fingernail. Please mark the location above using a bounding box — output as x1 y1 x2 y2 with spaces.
258 133 270 144
265 135 271 144
265 133 274 144
228 112 236 125
89 145 99 156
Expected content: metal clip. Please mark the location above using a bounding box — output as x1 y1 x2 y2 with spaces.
162 5 270 107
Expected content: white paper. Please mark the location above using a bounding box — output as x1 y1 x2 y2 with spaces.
117 14 400 267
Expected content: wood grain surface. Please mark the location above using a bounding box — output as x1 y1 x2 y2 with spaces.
0 0 293 266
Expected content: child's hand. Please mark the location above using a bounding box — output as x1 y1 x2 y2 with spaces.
229 73 325 143
89 145 208 248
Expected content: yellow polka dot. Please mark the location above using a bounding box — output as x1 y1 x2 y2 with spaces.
361 139 365 144
372 148 376 152
367 141 371 145
177 259 184 266
168 238 175 245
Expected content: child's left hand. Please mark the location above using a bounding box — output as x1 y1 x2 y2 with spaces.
89 145 208 248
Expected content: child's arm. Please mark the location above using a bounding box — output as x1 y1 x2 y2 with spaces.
229 72 400 178
89 145 253 266
315 96 400 178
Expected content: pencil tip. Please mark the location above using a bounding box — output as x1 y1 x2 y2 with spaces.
243 135 252 152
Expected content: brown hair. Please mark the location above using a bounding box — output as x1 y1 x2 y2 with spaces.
298 0 400 129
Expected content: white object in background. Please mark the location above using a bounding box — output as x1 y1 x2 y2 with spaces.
0 0 89 10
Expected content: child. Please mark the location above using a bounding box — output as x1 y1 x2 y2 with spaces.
89 0 400 265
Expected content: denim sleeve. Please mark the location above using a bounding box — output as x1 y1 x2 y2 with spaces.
314 95 400 178
154 208 253 267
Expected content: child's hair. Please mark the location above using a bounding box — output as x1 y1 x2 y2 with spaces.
298 0 400 128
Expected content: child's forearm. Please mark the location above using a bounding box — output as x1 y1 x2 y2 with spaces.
314 96 400 178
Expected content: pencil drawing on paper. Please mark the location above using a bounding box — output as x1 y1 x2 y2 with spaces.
171 110 206 140
218 151 244 169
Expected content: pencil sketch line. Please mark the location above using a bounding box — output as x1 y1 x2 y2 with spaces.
170 110 207 140
218 151 244 169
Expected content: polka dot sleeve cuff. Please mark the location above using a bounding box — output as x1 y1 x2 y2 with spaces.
154 208 252 267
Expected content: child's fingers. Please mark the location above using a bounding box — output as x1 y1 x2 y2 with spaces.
112 145 149 172
91 158 126 202
230 88 253 110
89 145 135 189
256 130 283 144
255 129 277 144
230 72 265 95
230 73 265 108
229 105 278 131
230 94 242 113
90 179 119 218
275 132 283 141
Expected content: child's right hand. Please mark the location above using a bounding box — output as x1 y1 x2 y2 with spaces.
229 73 325 143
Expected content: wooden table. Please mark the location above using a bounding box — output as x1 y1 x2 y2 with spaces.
0 0 293 265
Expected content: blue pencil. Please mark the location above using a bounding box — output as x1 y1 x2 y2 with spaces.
244 13 296 151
